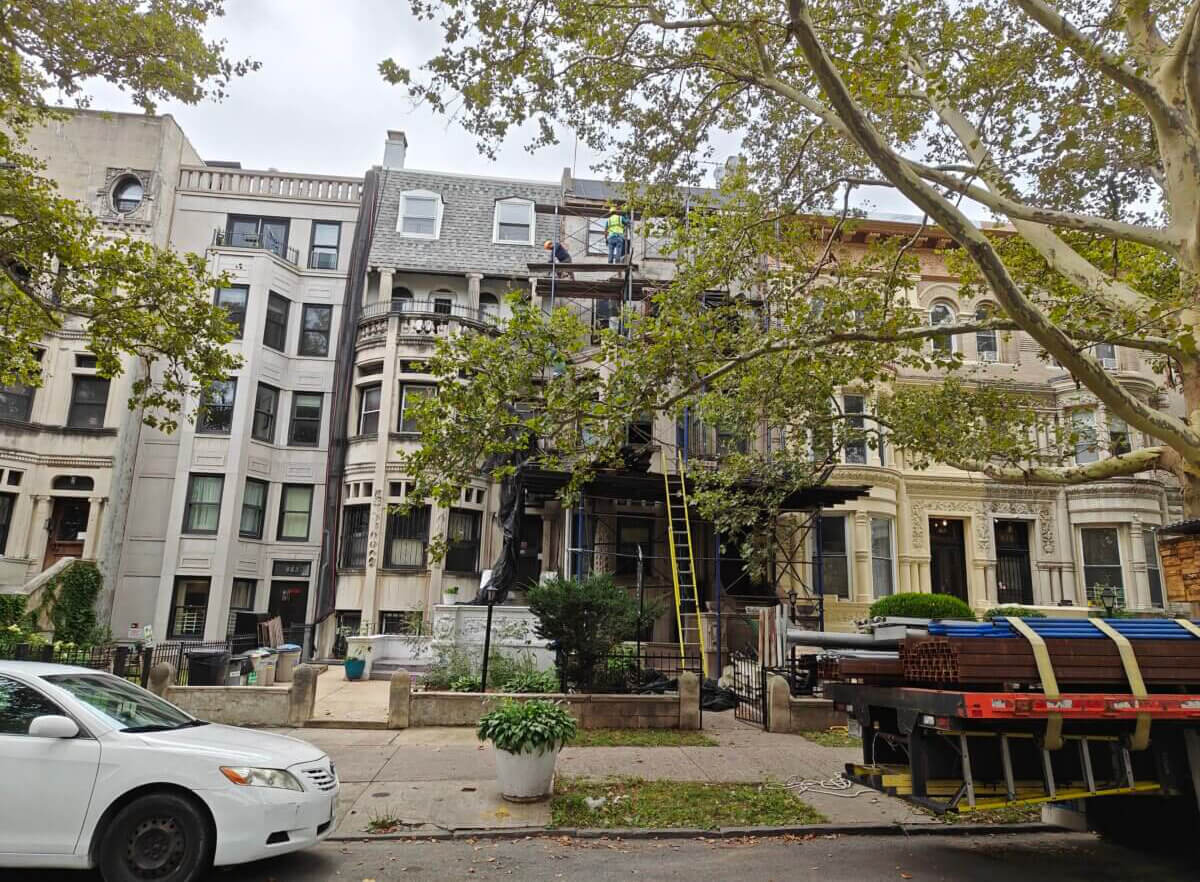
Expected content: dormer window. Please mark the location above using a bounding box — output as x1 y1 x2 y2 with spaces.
493 198 534 245
399 191 442 238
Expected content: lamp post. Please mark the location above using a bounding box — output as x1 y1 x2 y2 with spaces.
479 581 498 692
1100 586 1117 618
786 588 798 624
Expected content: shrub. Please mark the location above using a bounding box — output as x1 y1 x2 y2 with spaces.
477 699 577 754
501 669 560 693
527 574 654 691
450 674 482 692
868 592 975 621
421 644 540 692
0 595 30 628
37 562 102 645
983 606 1046 620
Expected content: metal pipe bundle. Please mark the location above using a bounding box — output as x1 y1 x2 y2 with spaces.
928 618 1200 639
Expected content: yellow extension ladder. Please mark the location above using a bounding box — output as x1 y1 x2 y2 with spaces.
661 449 709 678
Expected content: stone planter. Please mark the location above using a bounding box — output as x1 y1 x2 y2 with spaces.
493 745 559 802
442 592 459 606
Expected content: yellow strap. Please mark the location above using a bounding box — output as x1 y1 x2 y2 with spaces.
1091 618 1150 751
1175 618 1200 639
1006 617 1063 750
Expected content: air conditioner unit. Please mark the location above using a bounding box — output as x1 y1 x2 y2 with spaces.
979 350 998 363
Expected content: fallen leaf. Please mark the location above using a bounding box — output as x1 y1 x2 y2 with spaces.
901 874 913 879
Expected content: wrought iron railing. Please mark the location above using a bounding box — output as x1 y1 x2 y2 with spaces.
358 299 498 327
211 228 300 265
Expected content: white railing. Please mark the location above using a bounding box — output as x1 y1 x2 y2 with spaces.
178 166 363 203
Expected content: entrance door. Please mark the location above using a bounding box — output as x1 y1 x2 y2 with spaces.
43 498 89 569
269 581 309 632
994 520 1034 605
516 514 543 588
929 518 968 600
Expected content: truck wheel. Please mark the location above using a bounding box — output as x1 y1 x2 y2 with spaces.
98 792 213 882
1086 795 1198 852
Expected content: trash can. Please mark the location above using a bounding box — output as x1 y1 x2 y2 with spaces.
273 644 302 683
186 648 231 687
226 654 249 686
247 649 277 686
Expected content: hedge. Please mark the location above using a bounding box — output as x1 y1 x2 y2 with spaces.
869 592 975 620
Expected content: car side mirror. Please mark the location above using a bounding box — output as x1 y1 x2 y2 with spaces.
28 715 80 739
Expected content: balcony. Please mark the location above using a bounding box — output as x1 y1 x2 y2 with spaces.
356 299 498 347
211 228 299 266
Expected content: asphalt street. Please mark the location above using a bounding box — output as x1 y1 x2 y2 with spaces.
5 832 1192 882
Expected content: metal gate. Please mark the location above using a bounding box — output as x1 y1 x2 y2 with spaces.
731 651 766 726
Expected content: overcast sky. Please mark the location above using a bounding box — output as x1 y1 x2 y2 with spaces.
80 0 920 215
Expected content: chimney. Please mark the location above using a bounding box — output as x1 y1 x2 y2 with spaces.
383 130 408 169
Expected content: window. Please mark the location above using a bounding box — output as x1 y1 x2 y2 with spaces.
399 192 441 237
1095 342 1117 369
168 577 210 638
1144 529 1164 607
627 413 653 446
1081 527 1124 605
929 301 955 354
230 578 256 611
358 384 381 435
975 305 998 362
398 384 433 434
214 286 248 339
0 492 14 556
616 518 651 576
239 478 268 539
183 474 223 534
308 221 341 269
494 198 534 244
264 293 290 351
819 515 849 599
113 176 144 213
51 475 93 491
197 379 236 435
226 215 289 260
299 304 332 357
871 517 894 597
433 295 453 315
252 383 279 443
339 505 370 568
587 218 607 255
1072 409 1099 464
272 559 311 579
277 485 313 541
445 509 483 572
0 382 35 423
384 505 431 568
843 395 867 464
480 293 500 322
67 376 110 428
390 286 414 312
289 392 323 446
6 471 20 486
0 675 65 735
380 611 422 635
75 354 97 369
1109 415 1132 456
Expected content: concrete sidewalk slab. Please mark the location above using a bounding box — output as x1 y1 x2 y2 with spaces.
376 744 499 781
338 779 550 835
312 668 390 724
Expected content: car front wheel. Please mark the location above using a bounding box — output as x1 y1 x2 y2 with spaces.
98 792 212 882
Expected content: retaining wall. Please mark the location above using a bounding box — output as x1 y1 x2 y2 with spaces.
164 685 292 726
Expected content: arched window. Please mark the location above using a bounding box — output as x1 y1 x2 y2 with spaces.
390 286 413 314
975 303 998 362
431 289 455 316
113 176 143 213
52 475 94 492
479 292 499 322
929 301 956 354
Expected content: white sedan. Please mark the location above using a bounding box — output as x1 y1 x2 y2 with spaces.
0 660 338 881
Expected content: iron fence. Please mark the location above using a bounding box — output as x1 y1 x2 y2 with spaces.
555 646 703 695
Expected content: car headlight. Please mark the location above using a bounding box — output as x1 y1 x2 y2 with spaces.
220 766 303 791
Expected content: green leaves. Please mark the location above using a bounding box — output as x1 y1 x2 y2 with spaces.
476 698 578 754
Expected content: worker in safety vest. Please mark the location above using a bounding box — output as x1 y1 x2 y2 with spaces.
605 208 627 264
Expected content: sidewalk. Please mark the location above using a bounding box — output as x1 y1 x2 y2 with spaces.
309 667 390 726
269 712 935 835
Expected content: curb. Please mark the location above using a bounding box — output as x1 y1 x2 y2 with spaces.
326 821 1067 843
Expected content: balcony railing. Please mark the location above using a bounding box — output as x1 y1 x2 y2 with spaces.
211 228 300 266
358 299 499 327
179 166 362 203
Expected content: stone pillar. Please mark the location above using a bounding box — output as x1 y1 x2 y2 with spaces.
852 511 872 603
147 662 175 697
678 671 700 730
1128 516 1148 609
388 669 411 729
23 495 49 561
917 560 931 593
765 674 792 733
289 664 319 726
465 272 482 313
82 496 105 560
378 269 394 307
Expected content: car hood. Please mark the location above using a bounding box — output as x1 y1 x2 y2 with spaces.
123 723 326 768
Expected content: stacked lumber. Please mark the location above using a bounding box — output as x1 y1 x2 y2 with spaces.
817 653 903 683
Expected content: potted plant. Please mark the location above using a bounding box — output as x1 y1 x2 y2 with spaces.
344 639 373 681
477 699 577 801
442 584 460 606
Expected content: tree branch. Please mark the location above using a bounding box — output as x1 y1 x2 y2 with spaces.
950 445 1165 483
787 1 1200 464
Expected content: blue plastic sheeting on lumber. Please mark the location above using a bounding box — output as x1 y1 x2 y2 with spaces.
926 618 1200 639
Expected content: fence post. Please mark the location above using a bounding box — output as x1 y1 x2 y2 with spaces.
140 647 154 688
147 662 175 697
113 646 129 678
678 672 700 730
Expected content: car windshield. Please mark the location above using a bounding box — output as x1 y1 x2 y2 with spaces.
42 673 198 731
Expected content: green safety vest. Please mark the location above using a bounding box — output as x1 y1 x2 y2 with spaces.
605 213 626 237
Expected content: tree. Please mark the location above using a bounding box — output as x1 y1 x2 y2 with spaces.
385 1 1200 522
1 1 255 429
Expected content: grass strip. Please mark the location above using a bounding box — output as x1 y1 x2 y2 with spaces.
796 728 863 748
568 729 717 747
